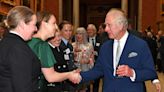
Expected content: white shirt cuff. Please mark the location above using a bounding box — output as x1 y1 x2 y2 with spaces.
152 79 160 84
130 69 136 82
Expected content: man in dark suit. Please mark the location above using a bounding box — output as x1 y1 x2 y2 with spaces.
76 8 158 92
87 24 102 92
0 6 41 92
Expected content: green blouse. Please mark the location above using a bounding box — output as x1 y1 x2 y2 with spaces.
28 38 56 68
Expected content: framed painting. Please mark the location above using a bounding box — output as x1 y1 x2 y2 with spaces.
1 0 16 6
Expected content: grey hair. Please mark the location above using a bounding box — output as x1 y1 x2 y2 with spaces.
87 24 97 32
75 27 88 44
107 8 128 29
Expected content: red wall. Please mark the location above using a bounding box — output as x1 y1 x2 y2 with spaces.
44 0 59 23
142 0 158 33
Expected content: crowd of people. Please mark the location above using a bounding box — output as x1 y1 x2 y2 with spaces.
0 6 163 92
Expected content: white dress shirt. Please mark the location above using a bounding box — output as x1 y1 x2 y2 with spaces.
113 31 136 81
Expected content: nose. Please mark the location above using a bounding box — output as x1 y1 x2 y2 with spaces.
105 25 108 32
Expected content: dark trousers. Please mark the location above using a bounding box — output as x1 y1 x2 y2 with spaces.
93 78 100 92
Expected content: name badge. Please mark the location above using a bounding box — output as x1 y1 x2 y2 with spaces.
65 48 71 54
96 43 100 47
64 54 70 60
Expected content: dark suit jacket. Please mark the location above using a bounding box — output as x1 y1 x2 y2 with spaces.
0 33 41 92
88 36 102 61
59 40 77 71
81 33 157 92
50 46 69 72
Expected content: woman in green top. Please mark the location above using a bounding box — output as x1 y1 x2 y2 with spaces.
28 11 79 92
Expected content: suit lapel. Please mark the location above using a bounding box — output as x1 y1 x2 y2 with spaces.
118 34 132 65
108 40 114 69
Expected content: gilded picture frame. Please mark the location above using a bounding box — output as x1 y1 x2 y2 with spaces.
1 0 16 6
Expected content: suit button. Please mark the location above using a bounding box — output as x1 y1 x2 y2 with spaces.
63 65 66 68
38 76 41 80
58 66 61 69
38 86 40 89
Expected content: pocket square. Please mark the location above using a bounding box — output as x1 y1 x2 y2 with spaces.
128 52 138 58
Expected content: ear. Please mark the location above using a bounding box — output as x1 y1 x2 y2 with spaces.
19 20 26 29
41 21 48 28
17 20 26 31
118 23 124 30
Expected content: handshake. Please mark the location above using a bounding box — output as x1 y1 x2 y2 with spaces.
67 69 82 84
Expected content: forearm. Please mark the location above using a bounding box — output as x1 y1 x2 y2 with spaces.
41 67 71 83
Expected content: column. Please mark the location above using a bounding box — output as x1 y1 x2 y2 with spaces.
59 0 63 23
121 0 128 15
73 0 79 30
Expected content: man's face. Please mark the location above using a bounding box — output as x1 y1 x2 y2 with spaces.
87 27 96 37
61 24 73 41
105 14 123 40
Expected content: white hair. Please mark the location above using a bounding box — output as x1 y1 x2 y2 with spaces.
107 8 128 29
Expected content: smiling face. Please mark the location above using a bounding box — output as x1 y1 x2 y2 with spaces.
87 24 97 37
76 33 84 43
49 31 62 47
60 24 73 41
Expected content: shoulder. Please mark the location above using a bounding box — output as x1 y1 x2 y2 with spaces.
101 39 113 48
128 34 147 46
28 38 49 48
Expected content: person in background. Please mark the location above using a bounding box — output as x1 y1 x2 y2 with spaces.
72 27 94 92
47 28 80 92
28 11 78 92
0 6 41 92
158 30 164 73
156 30 163 72
57 20 78 91
73 8 158 92
97 23 109 43
0 21 8 40
87 24 102 92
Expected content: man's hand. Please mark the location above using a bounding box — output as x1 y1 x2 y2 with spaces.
116 65 134 77
68 69 82 84
153 82 161 92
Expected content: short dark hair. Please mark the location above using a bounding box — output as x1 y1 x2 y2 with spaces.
58 20 72 30
36 11 53 29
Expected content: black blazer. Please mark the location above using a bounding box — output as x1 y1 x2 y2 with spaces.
88 35 102 60
59 40 77 71
50 46 69 72
0 33 41 92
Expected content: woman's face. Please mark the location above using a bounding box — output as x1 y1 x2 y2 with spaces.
49 31 61 47
45 15 56 38
23 15 37 41
76 33 84 43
